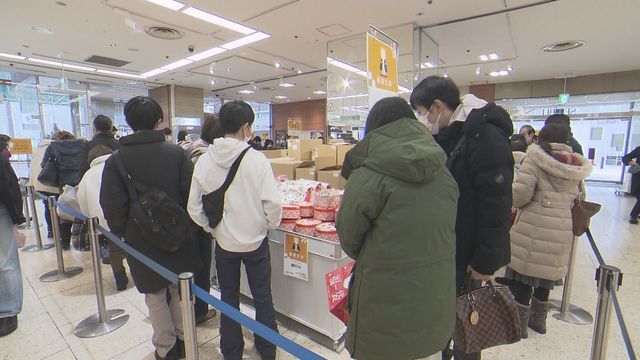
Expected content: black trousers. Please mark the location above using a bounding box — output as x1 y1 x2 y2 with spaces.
194 230 212 318
631 195 640 218
509 281 550 306
215 239 277 360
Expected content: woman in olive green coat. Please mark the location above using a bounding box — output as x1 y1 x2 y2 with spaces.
337 97 459 360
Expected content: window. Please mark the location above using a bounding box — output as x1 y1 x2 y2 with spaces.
611 134 625 151
590 127 603 140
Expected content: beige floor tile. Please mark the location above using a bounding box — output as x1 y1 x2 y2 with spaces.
0 312 69 359
56 302 152 360
108 341 155 360
42 348 77 360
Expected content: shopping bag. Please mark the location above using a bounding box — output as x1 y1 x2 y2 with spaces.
57 185 81 221
325 261 355 325
14 227 26 249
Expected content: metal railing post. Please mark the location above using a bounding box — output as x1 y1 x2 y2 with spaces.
551 235 593 325
74 218 128 338
22 186 54 252
590 265 622 360
39 196 83 282
179 272 199 360
23 186 32 229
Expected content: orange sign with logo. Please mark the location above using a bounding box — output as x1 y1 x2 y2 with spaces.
367 33 398 93
9 139 33 154
287 119 301 131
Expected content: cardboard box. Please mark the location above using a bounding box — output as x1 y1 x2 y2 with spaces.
261 150 287 159
287 139 323 160
295 167 317 181
269 158 314 179
317 170 347 190
312 145 337 161
335 145 355 166
314 156 337 171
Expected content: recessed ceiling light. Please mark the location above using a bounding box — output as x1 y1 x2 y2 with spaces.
443 72 449 78
145 0 186 11
279 82 295 88
226 68 231 72
0 52 26 60
489 70 510 77
479 54 489 61
275 62 281 68
187 47 226 62
182 7 255 35
542 40 586 52
141 68 168 78
307 96 311 100
238 89 254 94
475 67 481 75
29 57 63 66
62 63 96 72
220 32 270 51
313 90 326 95
343 79 350 88
421 62 435 69
211 79 216 86
297 69 303 74
161 59 193 70
126 81 137 85
275 95 287 99
110 43 117 47
488 53 499 60
328 57 367 77
97 69 143 78
507 64 513 72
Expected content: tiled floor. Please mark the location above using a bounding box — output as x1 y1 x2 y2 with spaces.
1 185 637 359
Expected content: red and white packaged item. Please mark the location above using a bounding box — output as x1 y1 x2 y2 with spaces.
315 222 339 243
295 219 322 237
325 261 355 325
279 219 297 232
298 202 314 218
282 205 301 220
314 207 336 222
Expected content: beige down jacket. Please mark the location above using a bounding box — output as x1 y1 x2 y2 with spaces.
509 143 593 281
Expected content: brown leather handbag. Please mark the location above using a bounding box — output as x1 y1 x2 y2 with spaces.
454 281 521 354
571 198 601 236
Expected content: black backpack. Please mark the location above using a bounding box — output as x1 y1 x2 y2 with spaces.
202 147 250 228
112 151 194 253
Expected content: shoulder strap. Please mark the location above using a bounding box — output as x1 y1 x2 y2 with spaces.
219 147 251 192
111 151 148 201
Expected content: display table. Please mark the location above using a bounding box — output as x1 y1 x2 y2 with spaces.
239 229 351 350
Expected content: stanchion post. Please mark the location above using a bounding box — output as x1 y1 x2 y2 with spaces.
551 235 593 325
590 265 622 360
22 186 54 252
39 196 83 282
74 217 128 338
179 272 199 360
23 186 32 229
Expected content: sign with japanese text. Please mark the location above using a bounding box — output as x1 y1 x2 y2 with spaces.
9 138 33 154
284 234 309 281
367 33 398 93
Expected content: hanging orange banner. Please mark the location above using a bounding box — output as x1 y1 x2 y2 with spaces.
367 33 398 93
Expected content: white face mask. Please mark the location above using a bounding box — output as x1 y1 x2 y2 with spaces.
418 114 429 126
427 104 442 135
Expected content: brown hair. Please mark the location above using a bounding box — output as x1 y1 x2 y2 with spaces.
52 130 75 140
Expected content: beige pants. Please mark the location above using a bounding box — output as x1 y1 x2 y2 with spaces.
145 284 184 357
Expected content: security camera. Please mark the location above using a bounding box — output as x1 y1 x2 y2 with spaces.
427 0 433 4
188 45 195 53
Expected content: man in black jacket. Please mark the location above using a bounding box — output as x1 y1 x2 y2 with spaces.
0 135 25 337
100 97 201 360
411 77 514 360
86 115 121 153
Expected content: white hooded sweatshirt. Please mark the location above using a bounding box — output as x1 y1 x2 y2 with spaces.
77 154 111 230
188 137 282 253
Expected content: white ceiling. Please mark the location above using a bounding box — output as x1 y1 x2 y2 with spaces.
1 0 639 104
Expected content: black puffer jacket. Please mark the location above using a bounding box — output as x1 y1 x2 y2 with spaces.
435 102 514 275
100 130 201 293
0 155 25 225
623 146 640 196
42 139 89 187
87 133 121 153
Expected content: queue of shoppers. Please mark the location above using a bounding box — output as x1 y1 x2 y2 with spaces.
5 77 609 359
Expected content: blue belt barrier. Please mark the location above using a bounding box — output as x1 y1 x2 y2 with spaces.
38 191 327 359
191 286 325 360
93 224 325 360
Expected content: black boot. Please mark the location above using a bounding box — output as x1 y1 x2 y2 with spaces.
0 316 18 337
113 270 129 291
